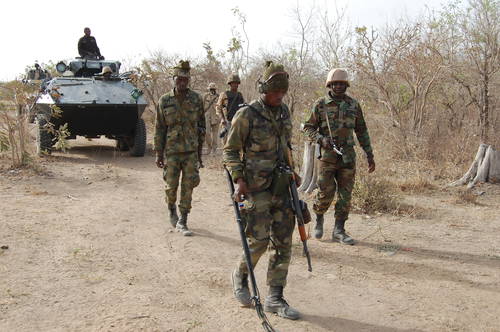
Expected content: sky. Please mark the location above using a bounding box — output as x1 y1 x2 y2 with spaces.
1 0 447 81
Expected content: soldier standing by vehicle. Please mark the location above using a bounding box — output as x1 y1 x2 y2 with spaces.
78 27 103 59
303 68 375 245
154 60 205 236
224 61 301 320
203 82 220 154
216 74 244 144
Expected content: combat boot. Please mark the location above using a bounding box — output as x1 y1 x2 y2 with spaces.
176 212 193 236
314 214 324 239
168 204 179 228
332 219 354 245
231 269 252 307
264 286 301 320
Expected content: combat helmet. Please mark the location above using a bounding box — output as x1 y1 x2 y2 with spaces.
227 74 241 84
173 60 191 78
207 82 217 90
325 68 350 87
258 61 289 93
100 66 113 75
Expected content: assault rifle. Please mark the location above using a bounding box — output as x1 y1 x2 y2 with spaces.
280 159 313 272
225 169 278 332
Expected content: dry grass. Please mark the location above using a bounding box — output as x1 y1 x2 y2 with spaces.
397 176 437 193
453 188 479 205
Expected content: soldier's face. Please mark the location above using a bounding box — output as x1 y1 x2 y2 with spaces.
263 89 287 107
330 81 347 96
229 82 239 91
84 28 91 36
175 76 189 92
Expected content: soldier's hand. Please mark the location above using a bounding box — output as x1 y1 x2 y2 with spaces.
234 178 248 203
155 155 164 168
368 158 376 173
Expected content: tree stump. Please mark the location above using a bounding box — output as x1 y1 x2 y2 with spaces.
449 144 500 188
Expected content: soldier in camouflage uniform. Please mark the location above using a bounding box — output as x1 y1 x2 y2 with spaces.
216 74 245 144
203 82 220 154
224 61 300 320
154 60 206 236
303 68 375 245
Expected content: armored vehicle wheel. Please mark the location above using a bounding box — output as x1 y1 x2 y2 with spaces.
36 115 54 155
116 138 130 151
129 118 146 157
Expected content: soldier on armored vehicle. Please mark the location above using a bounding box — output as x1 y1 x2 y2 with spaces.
78 27 104 60
33 52 147 156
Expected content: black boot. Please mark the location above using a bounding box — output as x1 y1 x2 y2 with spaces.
264 286 301 320
168 204 179 227
176 212 193 236
231 269 251 307
314 214 324 239
332 219 354 245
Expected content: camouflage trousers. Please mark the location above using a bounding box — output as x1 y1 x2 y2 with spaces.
163 152 200 214
205 123 219 153
237 190 295 287
313 159 356 221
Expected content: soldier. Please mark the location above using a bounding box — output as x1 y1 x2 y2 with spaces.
154 60 205 236
100 66 112 81
224 61 300 320
216 73 244 143
303 68 375 245
78 27 102 59
203 82 220 154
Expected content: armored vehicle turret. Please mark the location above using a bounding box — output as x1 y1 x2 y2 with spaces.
34 57 148 156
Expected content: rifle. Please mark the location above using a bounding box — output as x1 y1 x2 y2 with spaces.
225 169 278 332
324 109 343 156
285 149 312 272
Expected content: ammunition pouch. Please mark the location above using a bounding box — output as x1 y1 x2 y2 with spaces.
270 167 292 197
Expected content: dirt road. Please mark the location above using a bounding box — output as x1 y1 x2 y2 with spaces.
1 138 500 332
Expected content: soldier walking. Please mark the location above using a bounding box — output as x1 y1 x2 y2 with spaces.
154 60 205 236
303 68 375 245
216 74 244 144
203 83 220 154
224 62 300 320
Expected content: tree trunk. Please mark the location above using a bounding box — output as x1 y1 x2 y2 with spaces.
450 144 500 188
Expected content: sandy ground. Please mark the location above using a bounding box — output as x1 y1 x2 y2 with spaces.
1 137 500 332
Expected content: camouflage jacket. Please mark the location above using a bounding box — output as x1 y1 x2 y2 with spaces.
216 90 245 122
303 93 373 164
154 88 205 155
203 91 220 125
223 99 292 192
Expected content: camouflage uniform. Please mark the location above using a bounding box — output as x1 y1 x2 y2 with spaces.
154 88 205 215
224 98 294 287
303 92 373 221
203 90 220 153
216 77 244 145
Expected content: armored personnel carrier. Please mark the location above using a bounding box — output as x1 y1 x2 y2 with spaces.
34 57 147 156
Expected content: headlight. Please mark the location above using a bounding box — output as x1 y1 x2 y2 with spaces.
56 61 68 73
